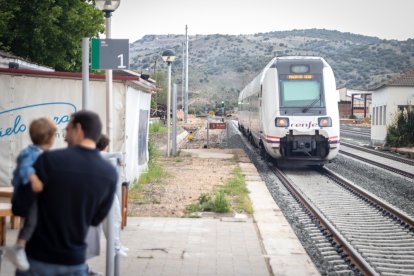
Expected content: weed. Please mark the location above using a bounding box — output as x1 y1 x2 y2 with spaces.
149 122 167 134
129 139 167 203
186 167 252 215
213 192 230 213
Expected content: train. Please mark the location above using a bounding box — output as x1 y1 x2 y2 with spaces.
238 56 340 165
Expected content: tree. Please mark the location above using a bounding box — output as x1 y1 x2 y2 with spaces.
0 0 104 71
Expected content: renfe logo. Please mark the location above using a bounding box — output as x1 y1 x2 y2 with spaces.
290 121 319 129
0 102 77 138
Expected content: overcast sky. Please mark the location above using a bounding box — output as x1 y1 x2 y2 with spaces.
110 0 413 42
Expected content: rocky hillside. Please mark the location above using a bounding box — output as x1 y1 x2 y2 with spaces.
129 29 414 111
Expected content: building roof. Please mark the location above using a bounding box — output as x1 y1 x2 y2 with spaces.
371 69 414 90
386 69 414 86
0 50 54 71
0 68 156 93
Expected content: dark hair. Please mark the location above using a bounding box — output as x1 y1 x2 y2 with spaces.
96 134 110 151
29 118 57 146
71 110 102 142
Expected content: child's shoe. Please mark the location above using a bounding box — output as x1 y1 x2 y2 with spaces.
5 245 30 271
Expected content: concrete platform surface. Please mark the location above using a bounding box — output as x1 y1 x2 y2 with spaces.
0 149 320 276
0 217 270 276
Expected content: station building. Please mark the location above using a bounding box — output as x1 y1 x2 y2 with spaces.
369 69 414 146
0 50 156 187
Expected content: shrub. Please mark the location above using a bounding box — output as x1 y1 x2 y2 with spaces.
386 108 414 147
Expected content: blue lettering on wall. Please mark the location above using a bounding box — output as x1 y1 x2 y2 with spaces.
0 102 77 139
53 115 70 125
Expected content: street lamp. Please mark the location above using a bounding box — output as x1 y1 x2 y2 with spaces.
94 2 121 275
95 0 121 153
162 49 176 157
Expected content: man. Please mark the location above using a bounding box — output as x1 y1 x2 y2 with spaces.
17 110 117 275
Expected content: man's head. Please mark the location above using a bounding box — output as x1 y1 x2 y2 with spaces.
65 110 102 147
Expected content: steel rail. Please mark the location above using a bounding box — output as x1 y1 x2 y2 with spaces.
320 167 414 230
270 165 378 276
339 150 414 179
341 141 414 166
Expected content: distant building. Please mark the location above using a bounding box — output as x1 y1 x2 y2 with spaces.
369 69 414 146
337 87 371 119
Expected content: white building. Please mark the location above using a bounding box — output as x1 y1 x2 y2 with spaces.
369 70 414 146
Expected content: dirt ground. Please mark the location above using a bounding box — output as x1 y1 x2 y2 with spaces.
128 117 245 217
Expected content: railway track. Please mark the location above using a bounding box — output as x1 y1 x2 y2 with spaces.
271 164 414 276
340 125 371 136
339 146 414 179
341 142 414 166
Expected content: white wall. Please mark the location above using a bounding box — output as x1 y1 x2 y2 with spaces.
0 72 152 186
371 86 414 145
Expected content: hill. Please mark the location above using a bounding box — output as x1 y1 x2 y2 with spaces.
129 29 414 111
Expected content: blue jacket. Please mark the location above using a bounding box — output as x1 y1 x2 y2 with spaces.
12 145 42 187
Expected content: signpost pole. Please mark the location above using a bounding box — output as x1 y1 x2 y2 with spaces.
206 116 210 149
172 83 177 156
226 120 229 148
82 38 89 110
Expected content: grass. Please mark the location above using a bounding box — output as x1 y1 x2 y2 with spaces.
186 167 253 214
149 121 167 134
128 125 167 204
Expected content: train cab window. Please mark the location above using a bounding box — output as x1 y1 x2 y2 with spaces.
280 80 323 108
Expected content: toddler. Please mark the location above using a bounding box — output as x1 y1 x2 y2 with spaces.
6 117 56 271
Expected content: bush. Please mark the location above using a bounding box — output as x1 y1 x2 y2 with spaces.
386 108 414 147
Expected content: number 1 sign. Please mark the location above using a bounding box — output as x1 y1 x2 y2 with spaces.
91 38 130 70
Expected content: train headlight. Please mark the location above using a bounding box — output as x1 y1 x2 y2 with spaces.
318 117 332 127
275 117 289 127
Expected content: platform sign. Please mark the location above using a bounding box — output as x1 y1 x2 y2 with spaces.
209 122 226 129
91 38 129 70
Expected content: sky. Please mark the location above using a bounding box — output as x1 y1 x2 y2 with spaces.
110 0 414 43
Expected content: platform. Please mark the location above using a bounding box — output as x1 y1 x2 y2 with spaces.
0 150 320 276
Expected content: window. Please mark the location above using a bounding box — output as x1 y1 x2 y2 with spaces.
280 80 322 108
379 106 383 125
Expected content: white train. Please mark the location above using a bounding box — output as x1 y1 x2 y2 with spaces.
238 56 340 165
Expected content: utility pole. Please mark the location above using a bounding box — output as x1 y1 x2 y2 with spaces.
181 42 185 110
184 24 189 123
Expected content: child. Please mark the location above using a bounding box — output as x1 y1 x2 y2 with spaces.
6 117 56 271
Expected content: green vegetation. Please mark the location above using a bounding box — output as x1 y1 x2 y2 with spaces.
129 124 167 203
386 108 414 147
187 167 252 214
0 0 104 71
149 121 167 134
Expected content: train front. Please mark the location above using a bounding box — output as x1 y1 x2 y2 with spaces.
263 57 340 165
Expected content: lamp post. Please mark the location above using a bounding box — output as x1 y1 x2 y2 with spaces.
95 0 120 153
162 49 176 157
94 2 120 276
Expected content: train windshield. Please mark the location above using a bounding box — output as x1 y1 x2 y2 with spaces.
280 80 324 108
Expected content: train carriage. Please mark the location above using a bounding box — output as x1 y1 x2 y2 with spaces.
238 56 340 165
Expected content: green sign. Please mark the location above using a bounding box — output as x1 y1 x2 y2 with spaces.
91 38 129 70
